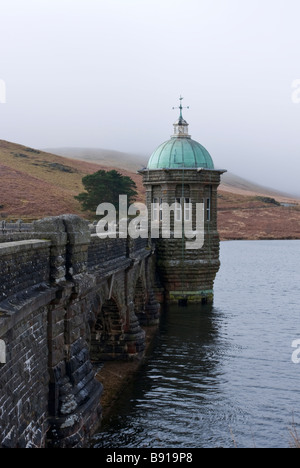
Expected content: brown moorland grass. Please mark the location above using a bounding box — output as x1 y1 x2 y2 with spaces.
0 140 145 220
1 139 300 239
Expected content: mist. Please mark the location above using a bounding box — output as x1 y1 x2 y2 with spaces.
1 0 300 195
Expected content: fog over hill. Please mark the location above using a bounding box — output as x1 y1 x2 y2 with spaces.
46 147 299 201
45 147 147 173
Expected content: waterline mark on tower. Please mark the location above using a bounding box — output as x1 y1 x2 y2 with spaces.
96 195 205 250
0 79 6 104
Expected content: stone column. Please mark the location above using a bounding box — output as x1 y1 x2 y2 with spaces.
124 236 146 357
35 215 102 447
33 216 67 284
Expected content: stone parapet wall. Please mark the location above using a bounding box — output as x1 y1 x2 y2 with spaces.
88 235 127 272
0 303 52 448
0 240 51 301
0 215 159 448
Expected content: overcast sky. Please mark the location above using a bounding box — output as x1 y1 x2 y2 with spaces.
1 0 300 194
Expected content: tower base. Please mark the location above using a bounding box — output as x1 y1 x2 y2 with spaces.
167 290 214 305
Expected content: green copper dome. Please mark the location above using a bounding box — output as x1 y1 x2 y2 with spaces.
147 137 214 170
147 99 214 170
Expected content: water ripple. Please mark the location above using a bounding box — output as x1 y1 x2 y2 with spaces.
93 241 300 449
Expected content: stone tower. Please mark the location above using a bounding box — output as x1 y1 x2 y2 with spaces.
140 98 226 304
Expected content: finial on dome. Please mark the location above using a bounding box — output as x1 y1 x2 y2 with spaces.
172 95 189 121
172 96 191 138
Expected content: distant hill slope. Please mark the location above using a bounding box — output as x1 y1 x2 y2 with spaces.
220 172 298 202
217 190 300 240
1 141 300 239
217 173 300 240
46 146 298 200
45 147 300 241
45 147 147 173
0 140 144 220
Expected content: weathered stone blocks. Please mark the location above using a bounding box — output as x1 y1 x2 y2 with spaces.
0 215 160 448
141 168 223 303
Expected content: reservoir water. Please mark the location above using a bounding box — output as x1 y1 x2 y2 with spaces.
93 240 300 448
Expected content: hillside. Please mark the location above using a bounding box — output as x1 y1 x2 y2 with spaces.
45 147 147 173
1 140 300 240
217 191 300 240
45 147 298 196
218 173 300 240
46 146 300 240
0 140 144 220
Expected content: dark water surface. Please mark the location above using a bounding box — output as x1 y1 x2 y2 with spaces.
93 240 300 448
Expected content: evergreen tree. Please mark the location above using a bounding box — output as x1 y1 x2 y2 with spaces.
75 169 138 213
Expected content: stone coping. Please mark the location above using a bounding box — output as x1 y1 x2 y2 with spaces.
0 239 51 256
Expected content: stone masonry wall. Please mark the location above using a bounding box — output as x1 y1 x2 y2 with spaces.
0 215 159 448
142 168 223 303
0 239 55 447
0 240 51 301
0 305 50 448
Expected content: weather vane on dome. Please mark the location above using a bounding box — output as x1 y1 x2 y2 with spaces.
172 95 189 119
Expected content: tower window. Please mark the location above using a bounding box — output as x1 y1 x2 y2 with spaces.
152 198 159 222
184 198 192 222
159 199 163 221
206 198 211 222
175 197 192 222
152 198 163 222
175 198 182 222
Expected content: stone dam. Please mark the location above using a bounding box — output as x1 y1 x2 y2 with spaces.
0 215 160 448
0 109 224 448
